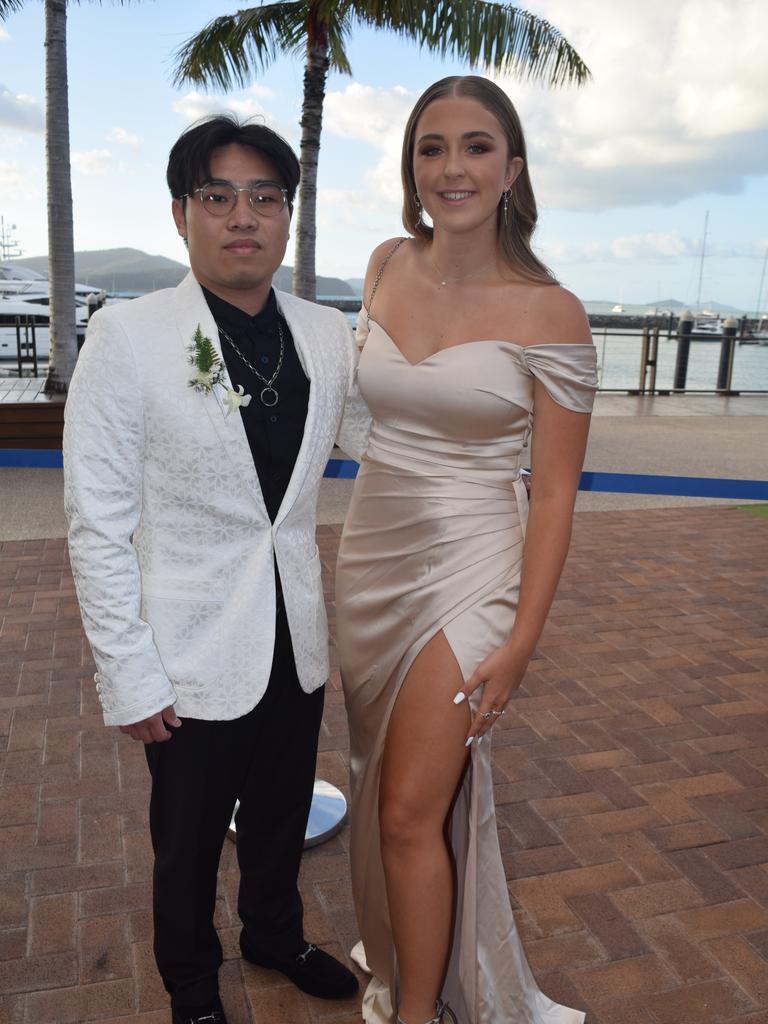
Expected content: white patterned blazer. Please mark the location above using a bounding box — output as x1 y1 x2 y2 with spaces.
64 271 370 726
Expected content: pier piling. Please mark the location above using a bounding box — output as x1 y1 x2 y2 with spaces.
716 317 739 393
673 311 693 390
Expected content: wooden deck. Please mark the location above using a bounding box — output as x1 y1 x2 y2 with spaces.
0 377 65 449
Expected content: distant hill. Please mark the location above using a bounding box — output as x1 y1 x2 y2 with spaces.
695 299 743 315
7 248 189 293
6 248 354 298
646 298 744 314
272 265 353 297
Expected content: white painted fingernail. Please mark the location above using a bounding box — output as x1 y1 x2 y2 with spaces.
453 692 466 705
465 736 474 747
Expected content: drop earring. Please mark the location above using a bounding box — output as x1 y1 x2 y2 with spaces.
502 188 511 225
414 193 423 228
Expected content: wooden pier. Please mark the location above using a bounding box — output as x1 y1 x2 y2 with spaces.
0 377 65 449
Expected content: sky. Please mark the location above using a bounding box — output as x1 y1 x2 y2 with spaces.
1 0 767 311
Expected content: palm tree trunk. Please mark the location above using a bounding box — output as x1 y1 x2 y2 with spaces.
44 0 77 393
292 31 329 301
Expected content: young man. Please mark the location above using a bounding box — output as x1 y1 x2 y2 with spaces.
64 117 368 1024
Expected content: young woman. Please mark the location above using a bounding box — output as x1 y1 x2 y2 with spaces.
336 76 597 1024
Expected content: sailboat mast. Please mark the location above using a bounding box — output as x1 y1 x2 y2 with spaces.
695 210 709 312
754 246 768 319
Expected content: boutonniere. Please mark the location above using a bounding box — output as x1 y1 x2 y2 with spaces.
188 325 252 416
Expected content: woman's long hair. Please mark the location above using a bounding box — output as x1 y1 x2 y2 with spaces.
401 76 556 285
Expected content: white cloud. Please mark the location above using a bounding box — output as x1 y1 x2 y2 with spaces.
542 230 711 266
0 27 10 42
172 90 266 123
171 89 297 144
324 83 413 150
107 126 143 149
0 83 43 133
72 148 116 175
324 83 417 208
316 2 768 218
0 160 40 199
610 232 692 261
496 0 768 209
249 84 276 100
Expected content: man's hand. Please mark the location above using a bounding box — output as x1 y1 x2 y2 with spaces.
119 706 181 744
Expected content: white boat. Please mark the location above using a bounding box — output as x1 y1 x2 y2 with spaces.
0 262 99 305
0 297 89 361
692 312 724 337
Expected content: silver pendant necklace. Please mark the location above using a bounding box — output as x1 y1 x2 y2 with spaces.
217 320 285 407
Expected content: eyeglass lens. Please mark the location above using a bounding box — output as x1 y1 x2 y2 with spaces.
199 184 286 217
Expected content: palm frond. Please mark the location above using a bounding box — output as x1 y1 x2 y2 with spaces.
173 2 308 90
324 9 353 75
0 0 24 17
352 0 590 86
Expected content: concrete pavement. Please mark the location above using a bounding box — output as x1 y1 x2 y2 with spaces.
2 395 766 539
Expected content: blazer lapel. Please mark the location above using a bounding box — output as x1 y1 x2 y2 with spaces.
172 272 268 518
273 290 324 529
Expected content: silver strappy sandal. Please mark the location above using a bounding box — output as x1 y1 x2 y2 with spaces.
397 999 457 1024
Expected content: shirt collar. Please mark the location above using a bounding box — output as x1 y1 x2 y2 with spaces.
202 286 279 337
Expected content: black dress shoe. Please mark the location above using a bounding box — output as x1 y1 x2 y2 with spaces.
171 1000 228 1024
240 933 359 999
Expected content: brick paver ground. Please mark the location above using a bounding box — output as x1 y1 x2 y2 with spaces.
1 506 767 1024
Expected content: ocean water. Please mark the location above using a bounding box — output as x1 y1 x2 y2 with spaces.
592 329 768 392
345 313 768 392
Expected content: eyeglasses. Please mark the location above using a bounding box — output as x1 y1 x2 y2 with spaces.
182 181 288 218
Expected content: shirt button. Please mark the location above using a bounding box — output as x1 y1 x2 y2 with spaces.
269 414 278 423
260 355 269 364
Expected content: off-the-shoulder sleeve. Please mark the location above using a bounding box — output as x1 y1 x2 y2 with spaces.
355 306 370 348
520 343 598 413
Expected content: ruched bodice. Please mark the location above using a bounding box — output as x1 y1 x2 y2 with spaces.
337 309 597 1024
362 319 596 482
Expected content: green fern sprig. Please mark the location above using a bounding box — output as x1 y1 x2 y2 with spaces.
187 324 225 392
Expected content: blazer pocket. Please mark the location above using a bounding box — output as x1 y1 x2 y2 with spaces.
140 577 225 690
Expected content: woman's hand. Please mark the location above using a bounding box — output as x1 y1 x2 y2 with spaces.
453 643 531 746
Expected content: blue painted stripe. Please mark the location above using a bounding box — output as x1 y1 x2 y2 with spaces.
324 458 360 480
0 449 63 468
3 451 767 501
324 461 768 499
579 471 768 499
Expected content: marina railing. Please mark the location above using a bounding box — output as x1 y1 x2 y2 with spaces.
594 316 768 396
3 302 767 395
13 316 40 378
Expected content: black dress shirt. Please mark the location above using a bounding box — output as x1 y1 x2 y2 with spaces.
202 287 310 524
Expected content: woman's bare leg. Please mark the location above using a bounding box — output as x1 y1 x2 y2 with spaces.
379 630 470 1023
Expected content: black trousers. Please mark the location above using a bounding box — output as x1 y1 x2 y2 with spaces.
144 603 325 1007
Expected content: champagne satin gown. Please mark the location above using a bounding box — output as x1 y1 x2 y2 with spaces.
336 305 598 1024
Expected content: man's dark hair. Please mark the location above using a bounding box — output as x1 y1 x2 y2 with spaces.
167 115 300 206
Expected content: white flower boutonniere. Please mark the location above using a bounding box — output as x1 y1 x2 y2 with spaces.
224 384 252 416
188 325 251 416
